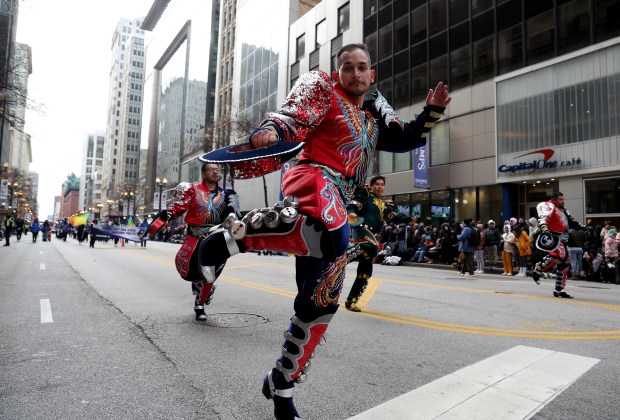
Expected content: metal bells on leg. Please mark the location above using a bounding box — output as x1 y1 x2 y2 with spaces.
244 195 301 232
346 243 361 264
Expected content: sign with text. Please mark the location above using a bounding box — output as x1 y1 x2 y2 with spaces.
413 145 429 189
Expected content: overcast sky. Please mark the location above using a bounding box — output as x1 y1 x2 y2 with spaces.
17 0 154 218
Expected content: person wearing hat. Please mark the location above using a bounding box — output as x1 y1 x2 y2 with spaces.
532 191 586 298
152 162 242 321
344 175 415 312
196 43 451 420
484 220 501 270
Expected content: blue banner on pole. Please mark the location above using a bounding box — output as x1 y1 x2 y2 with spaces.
413 145 429 189
93 225 146 243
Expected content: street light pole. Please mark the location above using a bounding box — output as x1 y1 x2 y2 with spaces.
155 177 168 212
96 203 103 221
123 191 134 218
106 200 114 221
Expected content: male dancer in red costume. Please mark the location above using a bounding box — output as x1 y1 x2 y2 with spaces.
532 191 585 298
157 163 241 320
199 43 451 420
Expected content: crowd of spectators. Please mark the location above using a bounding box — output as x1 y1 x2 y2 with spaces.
377 217 620 284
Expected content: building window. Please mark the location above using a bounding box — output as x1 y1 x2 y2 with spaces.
558 0 590 55
594 0 620 42
316 20 326 50
296 34 305 60
450 45 470 91
473 35 494 83
411 61 428 104
393 70 409 109
378 76 393 103
526 10 555 65
449 0 468 26
498 24 523 75
411 4 428 45
364 0 377 16
338 3 350 35
429 0 447 36
378 24 393 61
430 54 448 86
585 177 620 215
365 32 378 65
394 15 408 53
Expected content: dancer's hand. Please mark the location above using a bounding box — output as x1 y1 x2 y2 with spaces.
426 82 451 108
251 130 277 148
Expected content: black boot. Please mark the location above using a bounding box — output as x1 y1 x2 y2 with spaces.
553 289 573 298
194 304 207 321
262 369 301 420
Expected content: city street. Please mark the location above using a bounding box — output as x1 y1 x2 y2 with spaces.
1 237 620 419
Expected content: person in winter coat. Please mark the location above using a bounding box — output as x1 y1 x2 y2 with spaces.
474 223 486 274
484 220 501 269
513 225 531 277
438 222 453 264
603 228 619 284
528 217 538 239
457 218 476 276
501 224 516 276
30 218 41 243
41 220 51 242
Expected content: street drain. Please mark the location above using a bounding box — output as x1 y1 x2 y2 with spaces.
577 285 612 289
194 313 268 328
493 291 514 294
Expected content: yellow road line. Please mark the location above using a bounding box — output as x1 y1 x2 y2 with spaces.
357 278 383 309
220 275 297 299
376 278 620 312
357 309 620 340
124 251 620 339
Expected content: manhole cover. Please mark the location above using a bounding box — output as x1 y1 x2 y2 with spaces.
494 291 514 294
194 313 268 328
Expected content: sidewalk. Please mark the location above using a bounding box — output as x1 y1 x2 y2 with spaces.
401 260 531 277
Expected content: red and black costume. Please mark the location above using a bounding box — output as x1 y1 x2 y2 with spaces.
534 200 584 297
199 70 445 419
164 181 241 320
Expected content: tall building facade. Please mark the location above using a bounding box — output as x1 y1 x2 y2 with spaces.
0 0 18 165
141 0 220 213
289 0 620 227
8 42 31 173
216 0 320 209
101 17 146 219
79 132 105 213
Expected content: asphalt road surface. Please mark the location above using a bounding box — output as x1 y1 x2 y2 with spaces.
1 237 619 419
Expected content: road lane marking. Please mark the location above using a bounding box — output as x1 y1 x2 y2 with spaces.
376 277 620 312
357 278 383 309
348 345 599 420
357 309 620 340
128 252 620 339
221 275 297 299
40 263 45 270
40 299 53 323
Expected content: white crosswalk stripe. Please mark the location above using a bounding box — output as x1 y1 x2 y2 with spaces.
349 345 599 420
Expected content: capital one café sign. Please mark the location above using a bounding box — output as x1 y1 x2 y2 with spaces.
498 148 583 176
